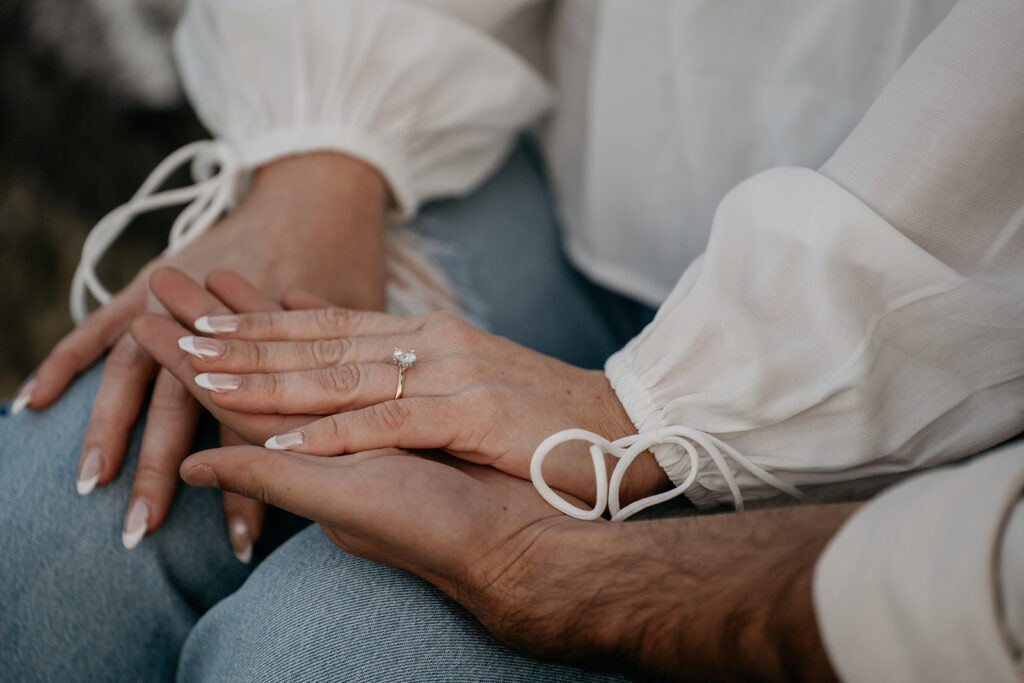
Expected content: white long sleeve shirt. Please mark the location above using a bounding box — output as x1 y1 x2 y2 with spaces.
171 0 1024 510
164 2 1024 678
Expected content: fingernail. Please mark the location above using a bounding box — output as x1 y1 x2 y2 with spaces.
77 447 102 496
194 373 241 392
264 431 306 450
178 336 226 359
228 517 252 564
182 465 219 488
11 378 36 415
195 315 240 334
122 498 150 550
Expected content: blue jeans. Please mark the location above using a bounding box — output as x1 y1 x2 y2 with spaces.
0 143 652 681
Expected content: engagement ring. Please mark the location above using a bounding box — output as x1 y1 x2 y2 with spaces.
392 348 416 400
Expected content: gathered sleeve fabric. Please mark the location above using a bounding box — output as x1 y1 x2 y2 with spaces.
813 442 1024 682
604 0 1024 508
173 0 552 217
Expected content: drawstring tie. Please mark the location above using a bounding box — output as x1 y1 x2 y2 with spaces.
530 426 804 521
71 140 240 323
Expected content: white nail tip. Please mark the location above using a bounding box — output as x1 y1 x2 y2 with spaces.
10 379 35 415
230 519 252 564
122 499 149 550
122 526 146 550
194 373 216 390
77 474 99 496
194 316 215 333
265 432 304 450
234 544 253 565
178 336 218 358
10 393 30 416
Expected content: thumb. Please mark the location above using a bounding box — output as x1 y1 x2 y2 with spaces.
181 446 337 523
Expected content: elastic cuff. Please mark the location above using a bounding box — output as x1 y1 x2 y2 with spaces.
605 349 720 508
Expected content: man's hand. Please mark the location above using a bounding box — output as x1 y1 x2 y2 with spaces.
17 152 388 557
174 420 857 681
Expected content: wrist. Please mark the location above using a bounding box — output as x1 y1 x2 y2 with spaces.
478 505 857 681
215 152 389 309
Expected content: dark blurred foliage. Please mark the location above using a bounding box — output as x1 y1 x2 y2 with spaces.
0 0 204 396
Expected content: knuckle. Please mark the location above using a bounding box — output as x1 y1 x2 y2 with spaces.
317 307 353 332
148 379 191 414
430 312 475 346
311 338 350 366
370 400 411 432
106 339 150 370
322 415 346 444
87 413 124 435
133 459 175 486
319 364 361 396
247 342 266 370
263 372 282 399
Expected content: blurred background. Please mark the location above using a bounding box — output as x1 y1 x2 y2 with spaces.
0 0 204 396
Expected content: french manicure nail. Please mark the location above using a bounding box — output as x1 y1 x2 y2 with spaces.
122 498 150 550
229 517 252 564
11 378 36 415
178 336 226 359
264 431 306 450
194 373 242 392
77 447 102 496
195 315 240 334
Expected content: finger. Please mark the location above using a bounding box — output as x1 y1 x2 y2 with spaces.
180 446 344 524
147 266 243 331
204 269 281 314
195 363 431 415
219 425 265 565
179 335 420 374
131 317 314 444
76 333 157 495
190 306 422 341
30 284 144 409
131 315 291 440
282 288 334 310
262 398 466 455
121 369 200 549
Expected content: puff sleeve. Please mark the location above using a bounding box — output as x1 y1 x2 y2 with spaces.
173 0 552 217
604 0 1024 508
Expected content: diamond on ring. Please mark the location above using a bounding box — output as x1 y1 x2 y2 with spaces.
393 348 416 368
393 348 416 400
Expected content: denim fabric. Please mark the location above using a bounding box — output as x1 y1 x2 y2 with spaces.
0 143 648 681
180 526 626 683
413 139 655 369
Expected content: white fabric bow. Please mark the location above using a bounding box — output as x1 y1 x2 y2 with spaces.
71 140 240 323
530 426 804 521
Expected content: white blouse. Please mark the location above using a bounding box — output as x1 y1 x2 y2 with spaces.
134 0 1024 511
80 0 1024 675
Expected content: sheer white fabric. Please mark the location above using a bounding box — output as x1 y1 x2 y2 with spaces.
129 0 1024 510
173 0 550 218
605 0 1024 507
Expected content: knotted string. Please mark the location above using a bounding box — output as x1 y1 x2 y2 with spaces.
530 426 804 521
71 140 240 323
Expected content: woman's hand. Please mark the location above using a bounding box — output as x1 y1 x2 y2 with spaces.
18 152 388 558
143 270 671 506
